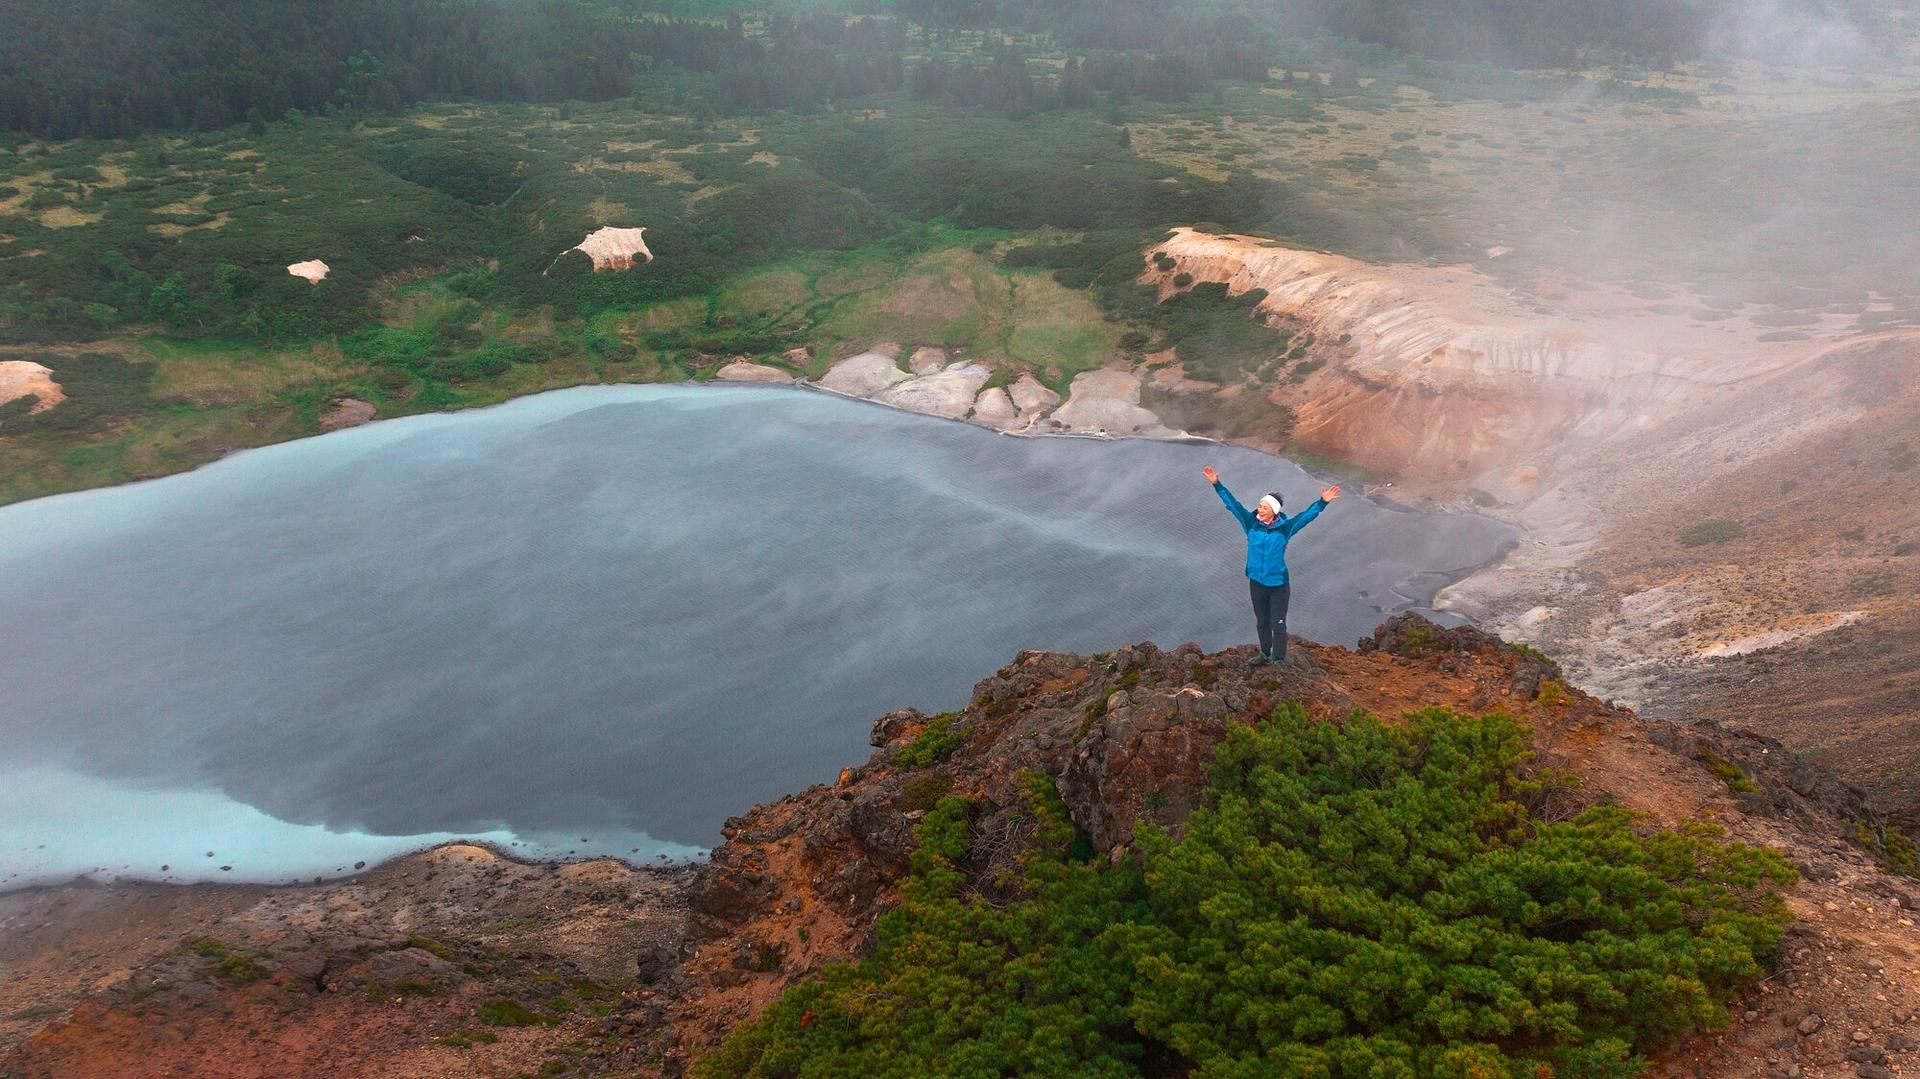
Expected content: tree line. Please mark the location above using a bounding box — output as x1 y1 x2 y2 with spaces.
0 0 903 139
4 0 1844 141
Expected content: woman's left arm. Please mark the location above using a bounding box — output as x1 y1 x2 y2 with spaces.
1287 485 1340 535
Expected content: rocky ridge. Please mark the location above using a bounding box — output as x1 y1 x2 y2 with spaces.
4 632 1916 1078
655 616 1920 1077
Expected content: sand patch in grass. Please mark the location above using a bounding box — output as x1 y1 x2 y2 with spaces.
0 360 65 412
148 212 230 236
38 207 103 228
153 192 212 216
0 171 56 214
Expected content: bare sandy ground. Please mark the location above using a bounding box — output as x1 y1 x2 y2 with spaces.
0 360 63 412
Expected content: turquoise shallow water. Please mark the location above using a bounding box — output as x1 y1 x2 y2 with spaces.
0 384 1514 889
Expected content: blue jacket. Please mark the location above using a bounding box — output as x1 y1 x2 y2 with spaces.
1214 482 1326 586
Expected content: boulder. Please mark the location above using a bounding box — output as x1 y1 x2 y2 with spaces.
908 347 948 375
818 353 909 396
970 386 1018 427
715 360 795 384
873 362 991 419
1058 668 1233 851
1047 368 1170 436
1007 373 1061 416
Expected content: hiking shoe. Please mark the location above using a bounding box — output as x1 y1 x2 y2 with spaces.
1256 649 1273 663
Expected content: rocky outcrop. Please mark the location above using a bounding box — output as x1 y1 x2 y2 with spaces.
285 259 329 283
1148 227 1832 484
970 385 1017 426
872 360 990 418
817 352 909 396
1047 368 1181 436
715 359 796 384
807 349 1195 438
660 617 1920 1076
318 397 375 429
1007 373 1060 418
0 843 693 1076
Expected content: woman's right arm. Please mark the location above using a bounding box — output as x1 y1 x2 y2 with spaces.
1204 467 1254 531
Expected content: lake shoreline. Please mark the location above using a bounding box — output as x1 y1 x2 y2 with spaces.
1 382 1524 897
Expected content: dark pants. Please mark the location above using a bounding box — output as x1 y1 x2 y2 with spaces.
1248 580 1292 659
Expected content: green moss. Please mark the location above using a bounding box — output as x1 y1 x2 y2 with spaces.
432 1028 501 1049
1680 519 1745 547
1507 640 1561 672
192 938 265 983
476 997 561 1027
404 935 455 962
481 916 539 933
1696 748 1760 794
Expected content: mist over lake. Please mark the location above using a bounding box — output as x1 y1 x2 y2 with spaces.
0 385 1513 888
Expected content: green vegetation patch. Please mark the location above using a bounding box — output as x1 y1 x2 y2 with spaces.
1153 282 1279 382
476 996 562 1027
1849 820 1917 878
1679 519 1745 547
703 705 1796 1078
0 352 157 434
1696 748 1760 794
432 1028 501 1049
192 937 266 983
894 714 968 770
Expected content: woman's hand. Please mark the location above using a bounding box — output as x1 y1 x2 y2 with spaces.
1321 484 1341 502
1203 466 1219 485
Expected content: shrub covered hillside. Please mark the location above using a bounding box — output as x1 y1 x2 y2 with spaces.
700 705 1796 1078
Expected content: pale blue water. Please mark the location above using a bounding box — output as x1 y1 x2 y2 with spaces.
0 385 1513 888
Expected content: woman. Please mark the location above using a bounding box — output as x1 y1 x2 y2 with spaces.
1202 465 1340 663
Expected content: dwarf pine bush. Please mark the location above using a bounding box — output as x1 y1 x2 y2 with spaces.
699 706 1795 1079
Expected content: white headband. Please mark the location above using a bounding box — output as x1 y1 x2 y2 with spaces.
1257 495 1282 516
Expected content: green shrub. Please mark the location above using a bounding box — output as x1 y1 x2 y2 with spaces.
902 773 954 812
1156 282 1275 382
894 714 968 769
1847 819 1917 878
1392 623 1442 654
1535 677 1570 707
704 707 1795 1078
1679 519 1744 547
